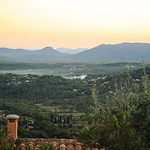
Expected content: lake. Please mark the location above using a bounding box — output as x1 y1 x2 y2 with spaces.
0 69 87 79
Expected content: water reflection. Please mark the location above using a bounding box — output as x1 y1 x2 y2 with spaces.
0 69 87 79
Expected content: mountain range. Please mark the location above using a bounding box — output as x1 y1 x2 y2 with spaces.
0 43 150 64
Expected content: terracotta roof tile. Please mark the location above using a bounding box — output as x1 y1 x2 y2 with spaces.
67 143 74 150
19 138 104 150
59 143 66 150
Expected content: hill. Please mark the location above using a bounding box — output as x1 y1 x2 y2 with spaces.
0 47 69 63
71 43 150 63
0 43 150 63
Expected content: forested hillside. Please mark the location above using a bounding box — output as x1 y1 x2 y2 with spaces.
1 67 150 112
0 67 150 144
0 74 92 112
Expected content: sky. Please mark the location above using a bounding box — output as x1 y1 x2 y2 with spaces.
0 0 150 49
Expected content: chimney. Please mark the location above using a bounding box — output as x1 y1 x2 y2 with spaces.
6 114 19 138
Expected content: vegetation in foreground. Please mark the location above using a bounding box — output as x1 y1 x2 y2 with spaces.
78 63 150 149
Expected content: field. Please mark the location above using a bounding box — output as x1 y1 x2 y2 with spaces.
57 112 85 117
35 104 85 117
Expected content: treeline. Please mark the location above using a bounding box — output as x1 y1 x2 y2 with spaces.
0 62 141 75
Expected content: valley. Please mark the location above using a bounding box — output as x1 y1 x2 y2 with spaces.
0 62 141 77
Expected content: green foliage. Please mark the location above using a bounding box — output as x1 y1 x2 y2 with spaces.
104 111 143 150
1 63 150 145
78 111 143 150
0 73 92 112
0 127 24 150
78 64 150 149
77 123 101 149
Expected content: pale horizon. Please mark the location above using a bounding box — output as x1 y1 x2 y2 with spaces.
1 42 150 51
0 0 150 49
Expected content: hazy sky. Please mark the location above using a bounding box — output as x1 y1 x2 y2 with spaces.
0 0 150 49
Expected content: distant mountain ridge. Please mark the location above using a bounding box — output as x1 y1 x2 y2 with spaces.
0 46 69 63
70 43 150 63
0 43 150 63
